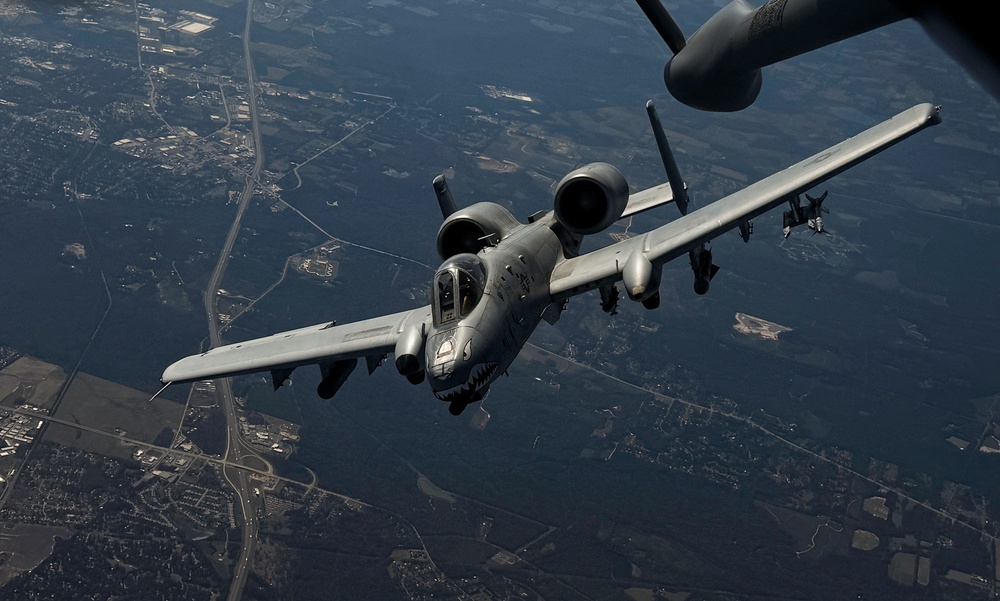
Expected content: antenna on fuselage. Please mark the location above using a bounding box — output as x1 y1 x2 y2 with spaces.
433 174 458 219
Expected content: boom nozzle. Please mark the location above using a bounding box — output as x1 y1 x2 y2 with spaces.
635 0 686 55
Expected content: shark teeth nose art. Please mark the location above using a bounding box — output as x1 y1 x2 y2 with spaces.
434 362 500 402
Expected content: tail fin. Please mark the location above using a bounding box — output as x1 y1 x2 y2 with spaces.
645 100 690 216
433 174 458 219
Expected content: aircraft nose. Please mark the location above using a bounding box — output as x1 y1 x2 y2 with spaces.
427 328 474 382
429 336 458 378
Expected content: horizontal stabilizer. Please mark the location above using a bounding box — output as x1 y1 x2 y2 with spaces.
621 181 676 219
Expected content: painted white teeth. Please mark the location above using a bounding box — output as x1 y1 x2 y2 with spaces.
434 363 498 400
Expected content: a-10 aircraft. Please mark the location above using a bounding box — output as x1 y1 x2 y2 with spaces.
162 102 940 416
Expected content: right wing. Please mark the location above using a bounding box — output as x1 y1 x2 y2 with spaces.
161 307 431 384
549 103 941 299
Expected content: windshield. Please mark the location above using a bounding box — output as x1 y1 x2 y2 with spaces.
433 253 487 326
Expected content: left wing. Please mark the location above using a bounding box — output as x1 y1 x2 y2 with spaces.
161 307 431 385
549 103 941 299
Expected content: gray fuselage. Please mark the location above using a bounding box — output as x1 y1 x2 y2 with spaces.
425 217 564 406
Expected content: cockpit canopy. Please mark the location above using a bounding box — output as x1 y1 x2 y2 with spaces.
433 253 487 326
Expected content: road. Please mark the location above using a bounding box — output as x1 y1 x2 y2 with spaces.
198 1 269 598
8 407 367 507
523 343 1000 545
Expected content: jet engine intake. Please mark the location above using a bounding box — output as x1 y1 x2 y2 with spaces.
436 202 520 260
553 162 629 235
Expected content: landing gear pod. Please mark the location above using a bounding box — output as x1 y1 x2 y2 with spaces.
622 250 661 308
394 324 426 385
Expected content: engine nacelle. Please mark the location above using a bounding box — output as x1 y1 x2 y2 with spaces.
436 202 520 260
553 162 629 235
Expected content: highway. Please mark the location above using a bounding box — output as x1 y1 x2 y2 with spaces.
199 1 269 599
